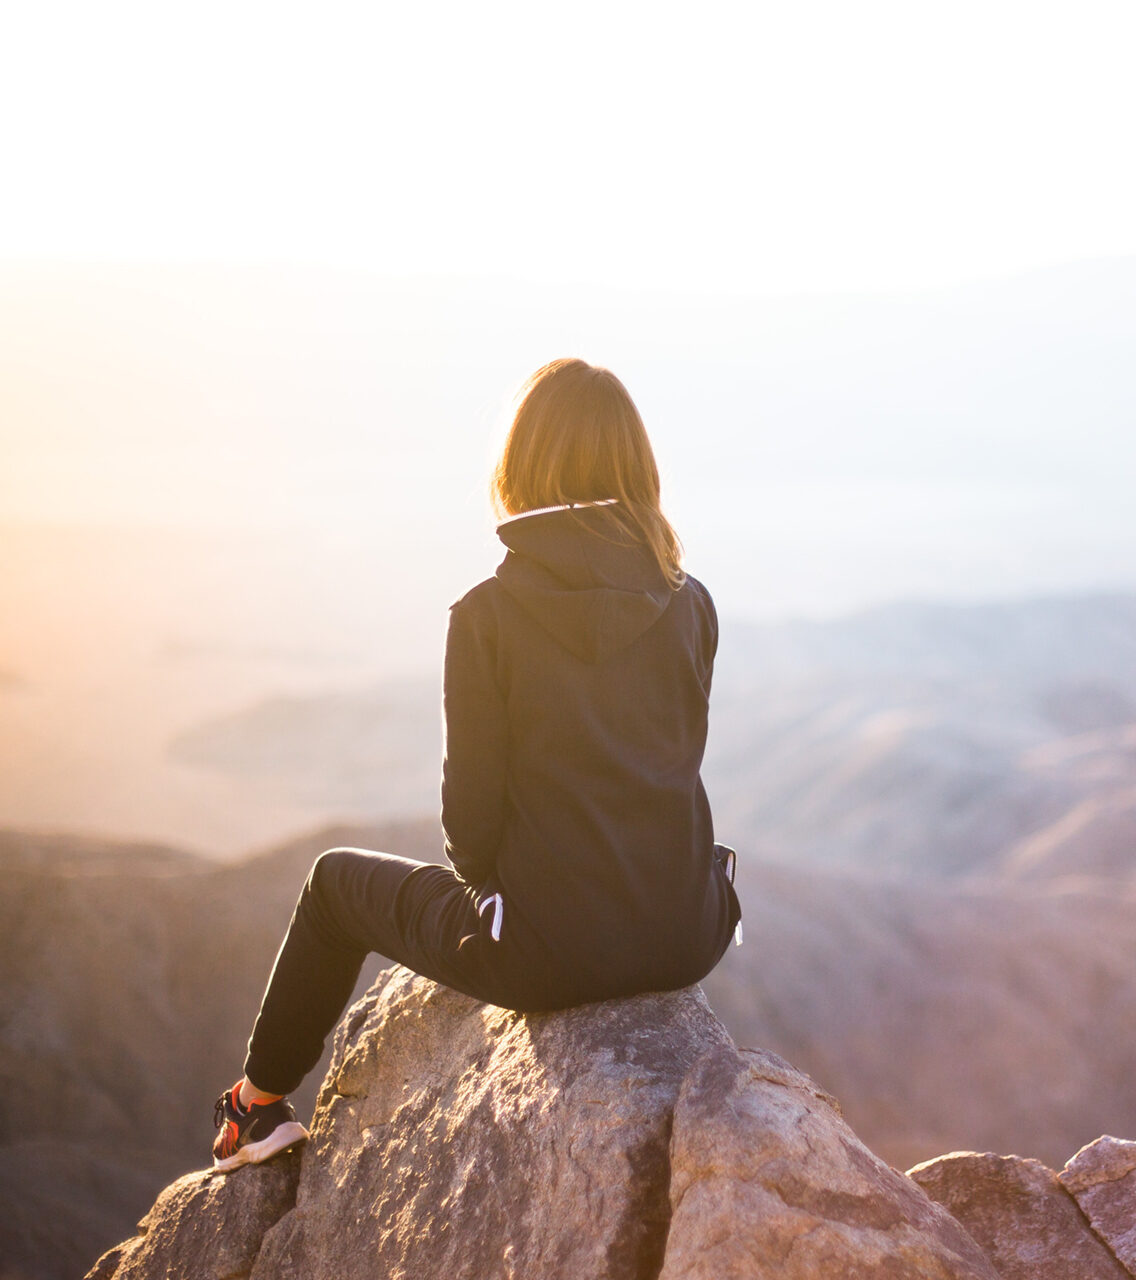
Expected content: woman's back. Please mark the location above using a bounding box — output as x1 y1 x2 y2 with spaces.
442 502 736 1009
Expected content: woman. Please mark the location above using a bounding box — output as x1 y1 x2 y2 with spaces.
212 357 742 1171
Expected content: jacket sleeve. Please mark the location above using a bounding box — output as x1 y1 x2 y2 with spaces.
692 577 718 696
440 593 508 888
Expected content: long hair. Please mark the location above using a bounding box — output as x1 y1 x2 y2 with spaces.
491 358 685 589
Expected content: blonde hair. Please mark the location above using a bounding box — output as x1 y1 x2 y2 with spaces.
491 358 685 589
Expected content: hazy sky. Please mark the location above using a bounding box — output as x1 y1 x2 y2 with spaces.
3 0 1135 293
3 2 1136 625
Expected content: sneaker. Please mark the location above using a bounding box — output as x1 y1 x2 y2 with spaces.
212 1082 309 1173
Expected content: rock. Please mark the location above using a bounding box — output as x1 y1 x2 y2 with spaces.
90 965 995 1280
659 1044 998 1279
84 1148 301 1280
1058 1135 1136 1272
908 1150 1129 1280
252 967 733 1280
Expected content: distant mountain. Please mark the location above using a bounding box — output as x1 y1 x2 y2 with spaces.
707 592 1136 879
168 592 1136 881
0 829 200 875
167 681 440 810
6 819 1136 1279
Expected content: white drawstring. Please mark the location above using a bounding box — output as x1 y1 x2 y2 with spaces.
715 844 744 947
478 891 504 942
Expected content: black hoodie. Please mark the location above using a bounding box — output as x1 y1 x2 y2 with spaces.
440 503 739 1009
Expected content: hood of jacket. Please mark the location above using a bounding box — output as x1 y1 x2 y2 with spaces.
495 504 673 663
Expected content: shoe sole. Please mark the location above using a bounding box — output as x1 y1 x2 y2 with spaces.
213 1121 309 1173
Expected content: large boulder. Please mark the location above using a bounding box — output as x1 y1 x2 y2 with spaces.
88 965 999 1280
251 968 731 1279
908 1150 1130 1280
1058 1135 1136 1272
660 1045 997 1279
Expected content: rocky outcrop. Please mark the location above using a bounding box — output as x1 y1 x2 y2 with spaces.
1058 1135 1136 1272
86 966 999 1280
908 1150 1130 1280
252 969 725 1280
84 1151 301 1280
658 1044 994 1279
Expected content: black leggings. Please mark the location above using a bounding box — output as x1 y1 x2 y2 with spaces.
244 843 740 1095
244 848 498 1095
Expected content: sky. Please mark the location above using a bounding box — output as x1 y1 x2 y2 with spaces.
2 0 1136 626
2 0 1136 293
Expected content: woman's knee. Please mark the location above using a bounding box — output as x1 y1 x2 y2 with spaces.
295 848 375 948
306 847 365 900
